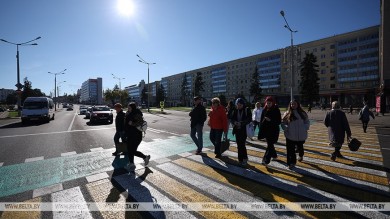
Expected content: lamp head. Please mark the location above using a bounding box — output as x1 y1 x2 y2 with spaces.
280 10 285 16
36 37 41 40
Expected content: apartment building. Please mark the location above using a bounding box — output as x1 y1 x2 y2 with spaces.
80 77 103 105
158 25 380 107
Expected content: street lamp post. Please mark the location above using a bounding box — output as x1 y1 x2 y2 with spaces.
0 36 41 115
57 81 66 107
112 73 125 104
48 69 67 111
280 10 298 101
137 54 156 112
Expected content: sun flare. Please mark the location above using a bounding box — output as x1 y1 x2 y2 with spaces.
117 0 135 17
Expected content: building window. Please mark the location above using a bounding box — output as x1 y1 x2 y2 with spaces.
321 54 326 58
321 62 326 66
330 61 335 65
330 84 335 88
330 44 335 49
321 47 326 51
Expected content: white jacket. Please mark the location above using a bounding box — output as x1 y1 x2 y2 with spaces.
282 110 310 141
252 107 263 122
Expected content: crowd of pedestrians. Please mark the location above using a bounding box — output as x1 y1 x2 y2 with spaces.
188 95 371 170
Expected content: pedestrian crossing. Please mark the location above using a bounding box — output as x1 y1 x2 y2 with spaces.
1 122 390 219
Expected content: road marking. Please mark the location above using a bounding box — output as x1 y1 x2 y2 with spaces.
178 152 193 157
90 147 104 152
61 151 77 156
67 112 77 131
86 172 109 183
153 157 172 164
0 162 3 167
52 187 93 219
25 156 44 163
33 183 63 198
0 127 114 139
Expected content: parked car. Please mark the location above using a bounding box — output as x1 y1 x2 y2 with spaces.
89 106 113 124
79 106 87 115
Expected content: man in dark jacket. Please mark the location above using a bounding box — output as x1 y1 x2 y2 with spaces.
324 101 352 161
189 96 207 154
113 103 126 156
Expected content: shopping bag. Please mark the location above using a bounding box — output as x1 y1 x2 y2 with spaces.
220 137 230 154
246 122 255 138
117 142 128 153
348 138 361 151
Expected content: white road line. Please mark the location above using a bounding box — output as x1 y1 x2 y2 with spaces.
0 127 114 139
0 162 3 167
52 187 93 219
90 147 104 152
25 156 44 163
67 112 77 131
33 183 63 198
86 172 109 183
61 151 77 156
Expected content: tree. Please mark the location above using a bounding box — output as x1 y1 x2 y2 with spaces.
156 84 166 106
21 78 45 103
249 66 262 103
104 88 115 106
180 73 190 106
218 94 227 107
299 53 320 105
194 72 205 97
6 93 17 105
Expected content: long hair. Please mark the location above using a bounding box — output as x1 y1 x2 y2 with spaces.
264 96 275 111
282 100 307 122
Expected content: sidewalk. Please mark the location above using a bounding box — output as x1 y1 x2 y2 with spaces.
0 111 9 119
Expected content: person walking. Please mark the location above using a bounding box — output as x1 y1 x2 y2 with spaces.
252 102 263 139
231 98 252 165
113 103 126 156
281 100 310 169
189 96 207 154
261 96 281 165
208 97 228 158
359 101 375 133
307 104 312 113
124 102 150 171
324 101 352 161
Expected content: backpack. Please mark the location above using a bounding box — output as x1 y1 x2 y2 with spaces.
136 118 148 137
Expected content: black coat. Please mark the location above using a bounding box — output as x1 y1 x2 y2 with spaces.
115 110 125 132
231 107 252 136
324 109 351 146
260 106 281 144
189 104 207 128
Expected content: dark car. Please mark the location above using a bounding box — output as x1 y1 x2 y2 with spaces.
89 106 113 124
85 107 93 119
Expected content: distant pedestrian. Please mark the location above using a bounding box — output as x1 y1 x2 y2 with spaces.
349 105 353 115
225 100 235 139
252 102 263 139
112 103 126 156
359 102 375 133
260 96 281 165
124 102 150 171
324 101 351 161
208 97 228 158
189 96 207 154
307 104 312 113
231 98 252 165
282 100 310 169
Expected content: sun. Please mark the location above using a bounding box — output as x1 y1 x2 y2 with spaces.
117 0 135 17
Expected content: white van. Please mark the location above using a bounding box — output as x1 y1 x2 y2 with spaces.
21 97 55 124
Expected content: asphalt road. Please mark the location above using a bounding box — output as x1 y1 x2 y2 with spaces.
0 106 199 166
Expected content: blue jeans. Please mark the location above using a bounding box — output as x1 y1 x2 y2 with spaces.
210 129 223 155
190 124 203 152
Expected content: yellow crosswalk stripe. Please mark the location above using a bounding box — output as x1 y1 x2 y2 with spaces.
172 157 350 219
143 167 247 219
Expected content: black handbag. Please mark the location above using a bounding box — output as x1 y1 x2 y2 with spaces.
348 138 361 151
220 137 230 154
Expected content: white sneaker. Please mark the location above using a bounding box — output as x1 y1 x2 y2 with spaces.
298 156 303 162
144 155 151 166
126 163 136 171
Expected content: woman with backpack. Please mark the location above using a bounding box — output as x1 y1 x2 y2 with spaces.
124 102 150 171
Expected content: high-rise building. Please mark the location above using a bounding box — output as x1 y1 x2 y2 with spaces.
80 78 103 105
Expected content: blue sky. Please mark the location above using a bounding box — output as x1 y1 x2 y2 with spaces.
0 0 380 96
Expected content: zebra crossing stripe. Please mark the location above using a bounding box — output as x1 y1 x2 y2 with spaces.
172 157 351 219
113 170 197 219
229 146 388 186
129 167 247 219
51 187 93 219
85 178 144 219
186 154 389 218
0 197 42 219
